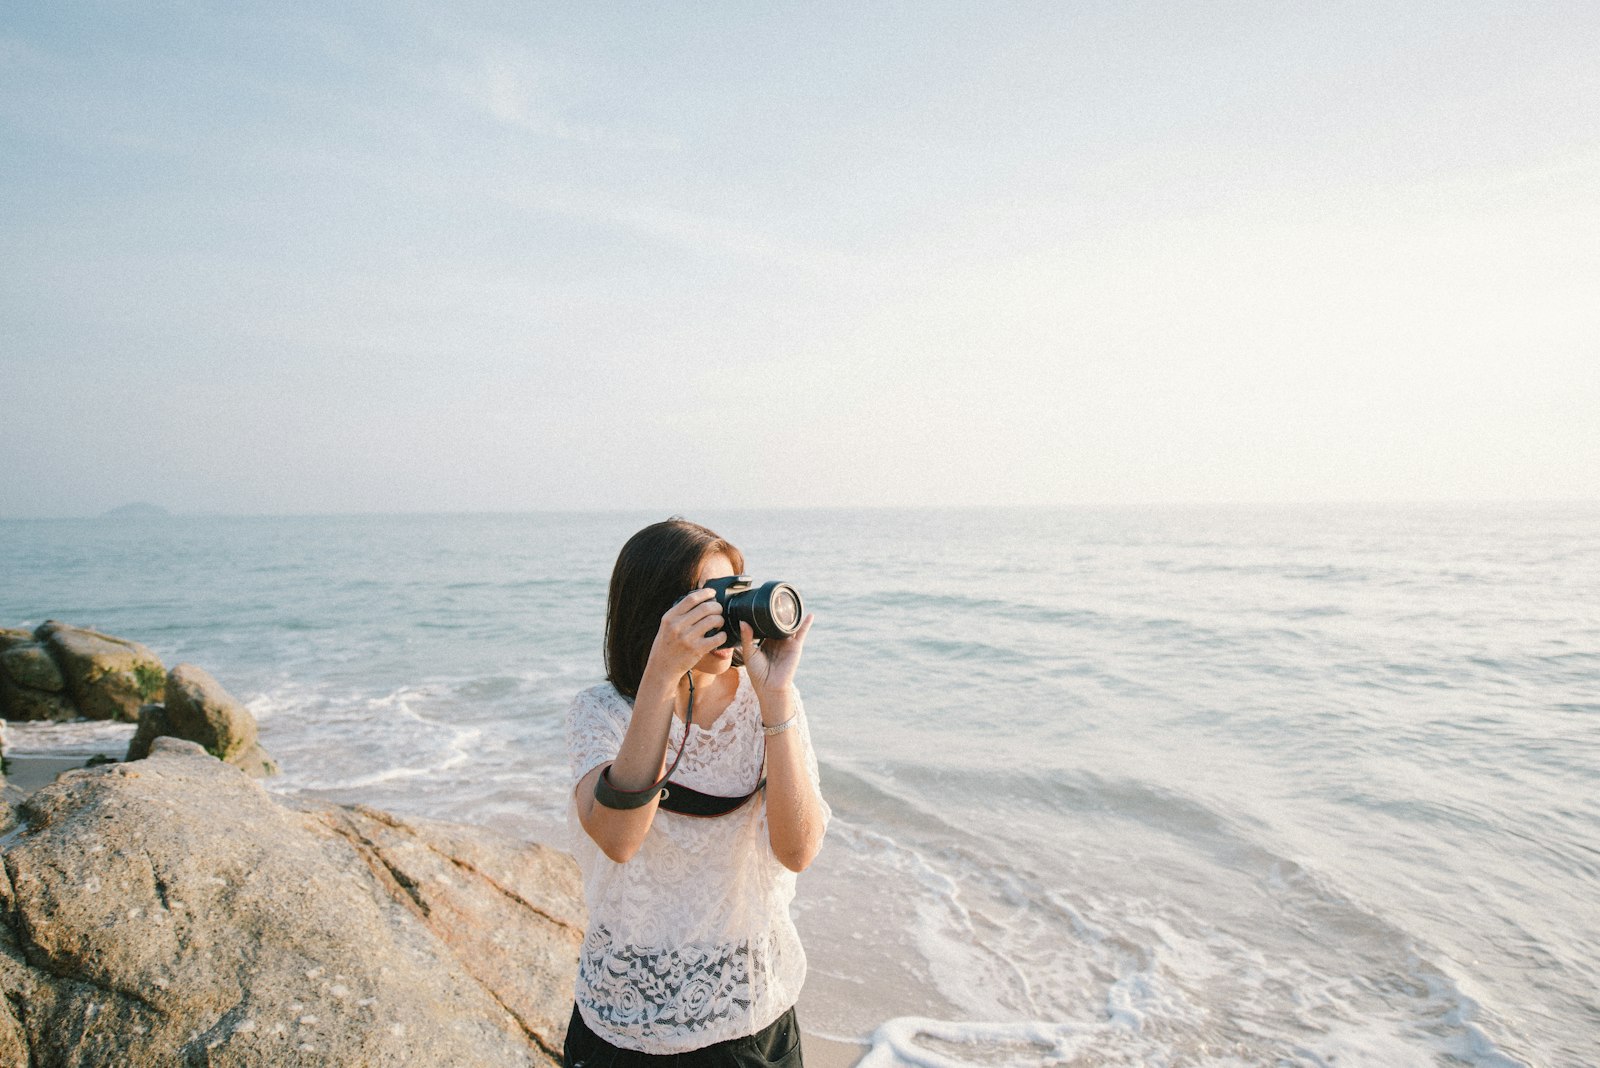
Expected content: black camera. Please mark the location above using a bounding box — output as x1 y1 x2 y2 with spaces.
700 575 804 649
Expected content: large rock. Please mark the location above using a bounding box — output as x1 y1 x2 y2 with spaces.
34 621 165 721
0 643 64 693
126 664 278 776
0 738 582 1067
0 725 16 832
0 631 77 723
0 680 76 723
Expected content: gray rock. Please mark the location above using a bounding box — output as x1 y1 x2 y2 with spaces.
161 663 259 762
302 803 586 1048
125 666 278 777
0 632 59 723
0 642 65 693
0 679 77 723
0 737 581 1067
125 703 171 762
0 733 18 837
35 621 165 721
0 785 20 838
230 741 280 779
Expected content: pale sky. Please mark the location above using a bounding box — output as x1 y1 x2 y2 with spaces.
3 2 1597 516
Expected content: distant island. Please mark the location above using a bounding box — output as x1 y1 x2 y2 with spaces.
101 502 171 519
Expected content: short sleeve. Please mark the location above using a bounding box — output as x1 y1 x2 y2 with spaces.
566 686 629 789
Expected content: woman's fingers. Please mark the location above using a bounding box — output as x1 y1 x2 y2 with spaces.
666 588 718 621
791 613 815 645
680 609 723 646
763 614 815 655
684 601 723 631
663 591 722 640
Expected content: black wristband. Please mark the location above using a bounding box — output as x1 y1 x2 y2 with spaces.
593 764 665 810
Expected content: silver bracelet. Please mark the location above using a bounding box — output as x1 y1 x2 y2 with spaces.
762 713 801 737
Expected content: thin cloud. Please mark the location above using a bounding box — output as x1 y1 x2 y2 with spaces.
433 45 678 153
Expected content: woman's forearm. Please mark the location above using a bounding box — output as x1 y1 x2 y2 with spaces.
758 687 826 872
575 667 677 862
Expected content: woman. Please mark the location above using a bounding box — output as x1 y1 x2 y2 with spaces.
564 518 829 1068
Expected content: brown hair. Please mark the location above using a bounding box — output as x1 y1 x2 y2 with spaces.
605 518 746 699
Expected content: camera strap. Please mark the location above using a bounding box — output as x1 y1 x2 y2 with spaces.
593 672 766 816
656 775 767 818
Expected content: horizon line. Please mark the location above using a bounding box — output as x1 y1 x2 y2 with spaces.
3 497 1598 521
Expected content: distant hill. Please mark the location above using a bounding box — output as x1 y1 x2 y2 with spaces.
101 502 171 519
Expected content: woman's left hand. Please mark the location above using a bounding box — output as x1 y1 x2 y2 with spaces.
738 615 815 700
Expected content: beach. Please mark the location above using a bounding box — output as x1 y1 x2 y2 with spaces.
4 506 1596 1066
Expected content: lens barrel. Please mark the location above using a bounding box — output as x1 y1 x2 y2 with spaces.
747 581 803 639
718 578 804 645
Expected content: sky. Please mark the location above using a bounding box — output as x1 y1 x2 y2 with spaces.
2 1 1597 516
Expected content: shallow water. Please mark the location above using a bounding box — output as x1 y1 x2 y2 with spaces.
3 505 1596 1066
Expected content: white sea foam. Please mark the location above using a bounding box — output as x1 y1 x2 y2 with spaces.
858 1017 1115 1068
2 718 134 757
854 1009 1526 1068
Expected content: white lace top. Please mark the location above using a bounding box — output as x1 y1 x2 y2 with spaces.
565 668 829 1054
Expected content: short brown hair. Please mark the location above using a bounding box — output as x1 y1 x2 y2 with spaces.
605 518 746 699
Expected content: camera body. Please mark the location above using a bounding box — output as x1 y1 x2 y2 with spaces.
700 575 805 649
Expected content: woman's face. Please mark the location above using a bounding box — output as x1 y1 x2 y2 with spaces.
692 550 738 676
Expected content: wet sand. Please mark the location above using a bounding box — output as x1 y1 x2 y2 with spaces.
3 753 88 794
804 1032 868 1068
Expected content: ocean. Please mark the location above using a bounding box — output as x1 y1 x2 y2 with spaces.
2 505 1596 1067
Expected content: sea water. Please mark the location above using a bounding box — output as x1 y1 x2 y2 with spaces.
2 506 1596 1067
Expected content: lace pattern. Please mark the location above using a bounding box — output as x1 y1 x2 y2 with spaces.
578 929 758 1038
564 670 827 1054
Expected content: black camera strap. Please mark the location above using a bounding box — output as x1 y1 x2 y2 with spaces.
657 776 767 818
593 672 766 816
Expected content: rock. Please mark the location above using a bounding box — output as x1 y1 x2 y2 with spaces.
305 804 585 1048
125 703 171 761
125 666 278 777
230 741 280 778
34 621 165 721
161 664 258 762
0 632 58 723
0 724 12 832
0 785 20 837
0 642 65 693
0 738 582 1067
0 679 77 723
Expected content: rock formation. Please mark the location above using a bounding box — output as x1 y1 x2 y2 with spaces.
127 663 279 778
0 726 20 832
0 738 583 1067
0 620 278 777
0 622 164 722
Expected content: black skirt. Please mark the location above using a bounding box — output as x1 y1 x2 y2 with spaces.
563 1003 803 1068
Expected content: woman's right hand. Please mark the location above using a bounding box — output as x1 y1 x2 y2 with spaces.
643 588 726 682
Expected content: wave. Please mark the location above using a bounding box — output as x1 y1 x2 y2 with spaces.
851 997 1528 1068
806 760 1535 1066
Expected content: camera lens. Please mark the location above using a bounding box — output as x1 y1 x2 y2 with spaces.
744 581 802 639
771 588 800 631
